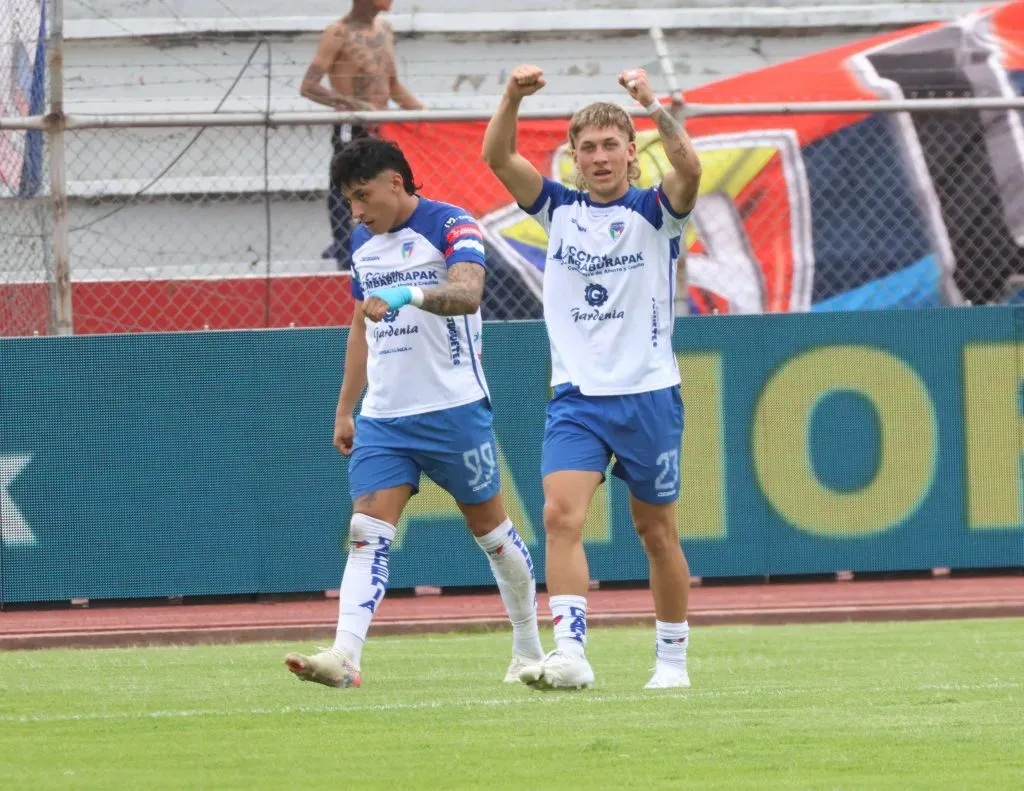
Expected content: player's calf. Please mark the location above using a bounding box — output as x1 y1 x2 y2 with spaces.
469 513 545 669
284 512 395 688
631 500 692 688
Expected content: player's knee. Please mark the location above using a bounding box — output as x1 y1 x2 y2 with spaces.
543 499 585 541
349 512 396 546
634 515 678 555
353 488 408 525
464 502 507 536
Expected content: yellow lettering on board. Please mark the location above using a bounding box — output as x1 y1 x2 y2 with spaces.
752 346 936 536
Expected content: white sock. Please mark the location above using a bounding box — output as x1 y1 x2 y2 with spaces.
655 620 689 669
474 519 543 660
332 513 396 667
550 594 588 658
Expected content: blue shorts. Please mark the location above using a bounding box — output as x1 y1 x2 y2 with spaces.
348 398 501 506
541 384 684 504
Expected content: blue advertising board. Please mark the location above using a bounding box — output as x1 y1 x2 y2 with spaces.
2 308 1022 603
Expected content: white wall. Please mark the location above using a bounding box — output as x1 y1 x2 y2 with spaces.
64 0 980 17
63 29 877 116
58 23 876 280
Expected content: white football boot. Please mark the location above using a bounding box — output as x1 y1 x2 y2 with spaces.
519 649 595 690
284 648 361 688
644 663 691 689
504 654 542 684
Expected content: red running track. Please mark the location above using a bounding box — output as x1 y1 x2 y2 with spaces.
2 576 1023 651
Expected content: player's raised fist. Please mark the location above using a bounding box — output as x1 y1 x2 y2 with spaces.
619 68 655 106
507 64 546 98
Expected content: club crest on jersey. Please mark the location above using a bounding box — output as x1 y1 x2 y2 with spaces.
401 241 415 260
609 221 625 240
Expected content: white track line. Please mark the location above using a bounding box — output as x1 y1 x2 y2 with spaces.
3 691 675 724
4 681 1019 725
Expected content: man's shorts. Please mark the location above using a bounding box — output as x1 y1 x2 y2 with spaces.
330 123 377 157
541 384 684 504
349 398 500 506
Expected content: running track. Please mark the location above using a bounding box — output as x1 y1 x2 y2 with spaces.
2 575 1023 651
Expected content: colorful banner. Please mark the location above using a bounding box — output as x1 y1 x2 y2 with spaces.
381 0 1024 313
0 0 46 197
2 308 1022 603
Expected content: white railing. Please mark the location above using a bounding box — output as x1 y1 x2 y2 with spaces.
62 4 989 39
8 95 1024 134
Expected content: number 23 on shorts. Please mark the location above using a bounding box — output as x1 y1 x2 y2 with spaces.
654 448 679 493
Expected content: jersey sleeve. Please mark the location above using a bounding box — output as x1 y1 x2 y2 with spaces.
654 184 692 237
439 208 486 269
631 185 692 238
349 224 372 299
519 177 577 234
350 272 365 300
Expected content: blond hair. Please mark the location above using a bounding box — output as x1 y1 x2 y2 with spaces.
567 102 641 191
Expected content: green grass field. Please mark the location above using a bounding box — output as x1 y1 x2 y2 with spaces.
2 619 1022 790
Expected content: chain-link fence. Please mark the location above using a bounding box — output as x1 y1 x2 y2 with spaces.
5 1 1024 336
1 0 50 336
682 104 1024 314
57 119 560 334
6 103 1016 336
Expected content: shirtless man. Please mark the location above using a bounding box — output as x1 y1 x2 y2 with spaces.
300 0 424 270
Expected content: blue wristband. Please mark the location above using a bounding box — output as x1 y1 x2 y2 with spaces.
370 286 414 310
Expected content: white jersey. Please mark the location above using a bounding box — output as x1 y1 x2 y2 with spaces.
522 177 691 396
350 198 490 419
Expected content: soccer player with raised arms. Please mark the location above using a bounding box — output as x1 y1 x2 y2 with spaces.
285 137 543 688
482 65 702 689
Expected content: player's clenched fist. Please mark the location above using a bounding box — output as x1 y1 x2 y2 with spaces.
506 64 546 99
362 296 391 322
618 68 655 107
363 286 417 323
333 411 355 456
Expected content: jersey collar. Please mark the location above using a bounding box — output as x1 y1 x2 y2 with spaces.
583 186 638 209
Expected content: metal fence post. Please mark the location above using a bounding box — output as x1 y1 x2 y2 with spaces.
47 0 72 335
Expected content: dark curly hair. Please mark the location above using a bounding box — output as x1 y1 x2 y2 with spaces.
330 136 421 195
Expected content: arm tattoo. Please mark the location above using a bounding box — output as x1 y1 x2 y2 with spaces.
654 105 685 138
654 108 699 169
419 263 485 316
655 108 696 161
303 65 325 84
